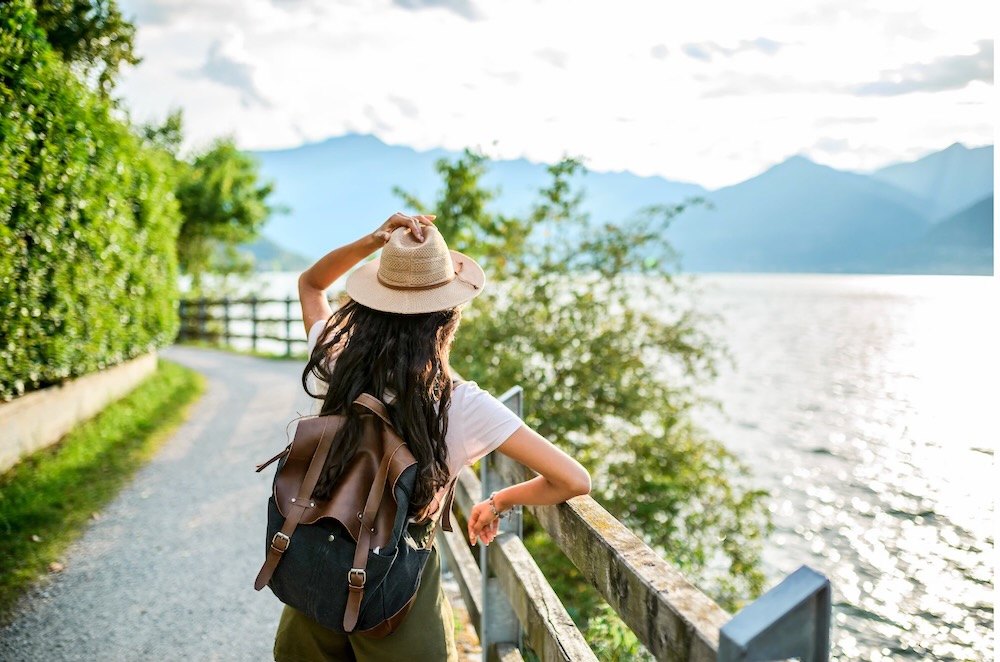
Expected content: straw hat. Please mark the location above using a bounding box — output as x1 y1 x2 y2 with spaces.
345 226 485 314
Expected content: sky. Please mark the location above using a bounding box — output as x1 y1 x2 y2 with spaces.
115 0 995 189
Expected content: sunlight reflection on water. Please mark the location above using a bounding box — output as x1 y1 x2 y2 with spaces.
684 274 997 661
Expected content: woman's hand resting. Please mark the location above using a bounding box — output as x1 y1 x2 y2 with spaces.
467 500 503 547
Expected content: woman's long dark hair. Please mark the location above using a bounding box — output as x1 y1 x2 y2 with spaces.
302 298 461 515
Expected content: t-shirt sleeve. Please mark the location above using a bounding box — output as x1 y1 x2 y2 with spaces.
452 382 524 466
306 319 327 355
305 319 334 407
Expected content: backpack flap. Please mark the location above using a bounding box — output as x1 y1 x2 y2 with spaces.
271 413 416 550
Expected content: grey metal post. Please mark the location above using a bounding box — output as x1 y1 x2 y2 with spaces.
718 565 832 662
480 386 524 662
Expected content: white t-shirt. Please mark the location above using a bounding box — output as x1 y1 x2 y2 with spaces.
305 320 522 487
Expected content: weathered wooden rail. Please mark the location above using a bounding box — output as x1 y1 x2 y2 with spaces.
177 296 311 356
443 388 832 662
179 299 833 661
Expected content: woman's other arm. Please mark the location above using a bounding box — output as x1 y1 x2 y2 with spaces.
467 425 591 546
297 213 436 334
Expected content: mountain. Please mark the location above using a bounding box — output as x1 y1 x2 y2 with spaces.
252 134 704 260
239 236 312 271
665 156 934 272
884 195 994 275
871 143 993 220
252 135 448 259
251 134 993 275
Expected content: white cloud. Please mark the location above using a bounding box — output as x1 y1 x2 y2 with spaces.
854 40 993 96
390 0 481 20
682 38 784 61
116 0 996 188
190 33 271 108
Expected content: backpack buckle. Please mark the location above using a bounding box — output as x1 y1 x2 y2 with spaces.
348 568 367 589
271 532 291 553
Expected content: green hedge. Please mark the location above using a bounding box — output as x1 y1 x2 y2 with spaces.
0 0 181 401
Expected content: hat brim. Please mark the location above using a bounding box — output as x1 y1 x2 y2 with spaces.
345 250 486 315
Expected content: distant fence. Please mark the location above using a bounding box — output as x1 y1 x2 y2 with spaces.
177 296 315 356
180 297 834 661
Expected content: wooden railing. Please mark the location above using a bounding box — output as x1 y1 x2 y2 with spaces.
177 296 317 356
179 298 833 662
440 387 719 662
443 387 833 662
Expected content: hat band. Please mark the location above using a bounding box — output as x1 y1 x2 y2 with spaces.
377 272 457 291
376 262 480 292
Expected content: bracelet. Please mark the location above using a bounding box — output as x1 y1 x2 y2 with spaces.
488 491 508 520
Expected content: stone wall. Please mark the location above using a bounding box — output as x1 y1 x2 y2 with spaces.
0 353 158 473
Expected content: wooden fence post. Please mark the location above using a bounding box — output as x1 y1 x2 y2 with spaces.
198 298 207 341
250 296 258 352
178 300 187 341
223 297 231 347
285 297 293 357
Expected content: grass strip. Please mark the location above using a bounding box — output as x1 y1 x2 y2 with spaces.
0 358 205 622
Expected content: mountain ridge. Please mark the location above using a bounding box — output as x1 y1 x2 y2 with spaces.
251 134 993 275
871 143 993 219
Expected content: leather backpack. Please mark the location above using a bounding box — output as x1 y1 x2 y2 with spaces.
253 393 456 636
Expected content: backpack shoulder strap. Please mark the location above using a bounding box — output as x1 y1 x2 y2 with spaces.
344 416 401 632
426 476 459 547
254 416 337 590
352 393 392 427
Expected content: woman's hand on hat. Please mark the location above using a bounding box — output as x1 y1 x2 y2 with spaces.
373 212 436 244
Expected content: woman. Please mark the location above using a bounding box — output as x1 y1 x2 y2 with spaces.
273 213 591 661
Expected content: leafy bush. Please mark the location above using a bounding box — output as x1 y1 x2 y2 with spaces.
32 0 139 95
583 604 653 661
0 0 182 401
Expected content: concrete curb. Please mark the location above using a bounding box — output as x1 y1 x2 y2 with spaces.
0 352 158 473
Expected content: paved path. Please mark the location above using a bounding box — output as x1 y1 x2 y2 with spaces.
1 346 313 661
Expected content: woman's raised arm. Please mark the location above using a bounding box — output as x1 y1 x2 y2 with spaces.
297 213 435 334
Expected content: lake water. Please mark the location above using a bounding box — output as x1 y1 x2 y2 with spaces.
686 274 996 662
218 272 996 661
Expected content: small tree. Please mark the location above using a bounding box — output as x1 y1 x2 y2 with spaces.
399 151 771 621
140 111 277 292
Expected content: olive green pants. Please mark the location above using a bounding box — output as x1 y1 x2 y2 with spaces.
273 543 458 662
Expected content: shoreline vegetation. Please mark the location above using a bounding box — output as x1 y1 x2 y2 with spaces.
0 360 204 623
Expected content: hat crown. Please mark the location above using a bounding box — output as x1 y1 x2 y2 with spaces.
345 224 485 315
377 227 455 289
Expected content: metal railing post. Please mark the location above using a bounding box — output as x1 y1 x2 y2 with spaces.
480 386 524 661
718 565 832 662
